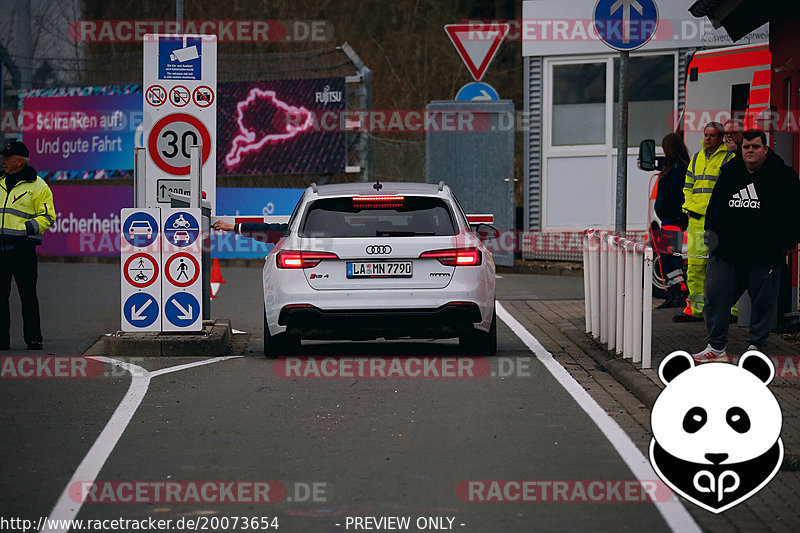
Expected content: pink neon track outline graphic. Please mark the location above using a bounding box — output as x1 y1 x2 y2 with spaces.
224 88 315 167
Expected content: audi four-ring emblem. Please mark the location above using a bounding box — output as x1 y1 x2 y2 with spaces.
366 245 392 254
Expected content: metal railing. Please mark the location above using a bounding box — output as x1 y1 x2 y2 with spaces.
583 229 653 368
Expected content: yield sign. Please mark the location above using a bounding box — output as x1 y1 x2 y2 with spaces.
445 23 509 81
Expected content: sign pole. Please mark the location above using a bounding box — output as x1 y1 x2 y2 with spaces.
134 147 147 208
592 0 658 234
615 50 629 234
189 144 202 209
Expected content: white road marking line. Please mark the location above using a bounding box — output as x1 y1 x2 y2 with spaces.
149 355 242 377
41 356 242 533
496 302 700 533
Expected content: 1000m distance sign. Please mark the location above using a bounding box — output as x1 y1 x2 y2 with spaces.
148 113 212 175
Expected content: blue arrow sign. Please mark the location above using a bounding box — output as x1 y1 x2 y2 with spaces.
123 212 159 248
165 292 200 328
455 82 499 101
594 0 658 51
123 293 160 328
164 211 200 247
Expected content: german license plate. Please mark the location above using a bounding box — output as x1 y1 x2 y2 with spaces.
346 261 413 278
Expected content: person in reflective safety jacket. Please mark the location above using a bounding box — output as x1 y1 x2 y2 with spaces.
0 141 56 350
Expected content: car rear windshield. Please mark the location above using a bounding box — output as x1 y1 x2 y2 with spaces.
299 196 457 238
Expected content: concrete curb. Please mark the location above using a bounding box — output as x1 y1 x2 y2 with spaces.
559 322 800 471
102 319 232 357
497 260 583 277
560 325 662 409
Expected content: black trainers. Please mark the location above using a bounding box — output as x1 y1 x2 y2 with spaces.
27 342 43 350
673 313 703 323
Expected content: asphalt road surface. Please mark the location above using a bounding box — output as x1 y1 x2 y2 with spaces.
0 264 692 532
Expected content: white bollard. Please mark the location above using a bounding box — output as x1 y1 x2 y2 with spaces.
583 231 592 334
607 234 617 350
615 236 625 354
600 231 608 344
632 243 644 364
624 241 634 358
590 232 601 339
642 246 654 369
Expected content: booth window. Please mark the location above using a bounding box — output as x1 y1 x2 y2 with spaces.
613 55 675 146
552 63 606 146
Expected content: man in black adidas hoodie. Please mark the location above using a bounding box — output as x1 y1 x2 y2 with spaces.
692 129 800 363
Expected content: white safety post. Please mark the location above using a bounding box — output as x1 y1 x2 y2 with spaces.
583 231 592 334
607 233 617 350
632 243 644 364
615 236 625 354
600 231 608 344
642 246 654 369
590 231 601 339
623 241 634 358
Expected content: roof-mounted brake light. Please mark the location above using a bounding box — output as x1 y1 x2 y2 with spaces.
352 195 405 209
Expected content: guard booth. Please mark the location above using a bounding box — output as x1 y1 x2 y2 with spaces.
425 100 515 266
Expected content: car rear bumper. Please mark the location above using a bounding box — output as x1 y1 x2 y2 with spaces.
278 302 483 340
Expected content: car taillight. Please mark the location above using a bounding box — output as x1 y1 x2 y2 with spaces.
419 248 481 266
352 195 405 209
277 250 338 269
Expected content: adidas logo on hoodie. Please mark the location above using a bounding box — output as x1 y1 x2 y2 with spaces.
729 183 761 209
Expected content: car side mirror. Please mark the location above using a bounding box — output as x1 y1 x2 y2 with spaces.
475 223 500 242
638 139 657 171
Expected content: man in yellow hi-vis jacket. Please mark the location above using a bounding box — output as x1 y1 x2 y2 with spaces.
0 141 56 350
674 123 736 323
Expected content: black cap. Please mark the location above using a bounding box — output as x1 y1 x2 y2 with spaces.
1 141 29 158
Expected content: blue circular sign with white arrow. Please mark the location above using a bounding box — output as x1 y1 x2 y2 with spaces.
165 292 200 328
123 212 159 248
164 211 200 247
455 82 499 101
593 0 658 51
123 293 160 328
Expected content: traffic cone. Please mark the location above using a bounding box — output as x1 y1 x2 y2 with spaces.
210 257 226 298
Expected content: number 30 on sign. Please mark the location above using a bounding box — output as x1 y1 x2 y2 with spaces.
147 113 212 176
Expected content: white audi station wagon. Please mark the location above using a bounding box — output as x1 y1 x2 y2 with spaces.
262 181 497 357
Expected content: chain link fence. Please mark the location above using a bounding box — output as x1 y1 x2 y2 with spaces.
370 134 425 182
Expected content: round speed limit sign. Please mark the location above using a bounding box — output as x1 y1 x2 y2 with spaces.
148 113 212 175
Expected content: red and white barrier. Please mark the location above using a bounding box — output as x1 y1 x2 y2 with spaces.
584 230 653 369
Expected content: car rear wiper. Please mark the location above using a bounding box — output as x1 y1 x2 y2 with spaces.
375 230 436 237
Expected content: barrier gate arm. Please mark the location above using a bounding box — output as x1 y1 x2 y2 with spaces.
211 215 291 226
